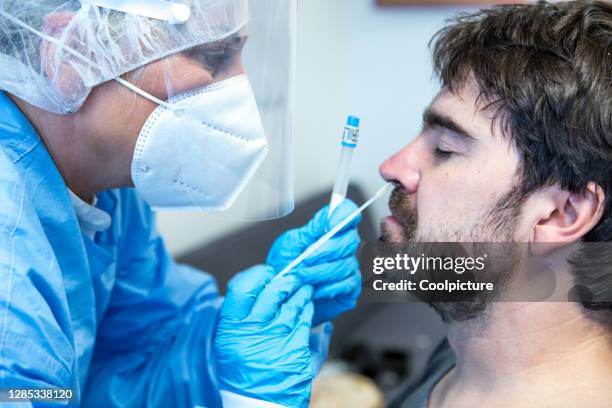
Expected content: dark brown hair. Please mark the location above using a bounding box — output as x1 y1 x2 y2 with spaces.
431 1 612 309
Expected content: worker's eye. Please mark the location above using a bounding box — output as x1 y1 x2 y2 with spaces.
189 37 246 76
433 147 453 160
199 49 233 73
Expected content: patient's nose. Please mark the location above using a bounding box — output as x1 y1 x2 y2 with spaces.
379 145 420 194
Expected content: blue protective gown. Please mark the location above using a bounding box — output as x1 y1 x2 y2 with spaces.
0 92 225 407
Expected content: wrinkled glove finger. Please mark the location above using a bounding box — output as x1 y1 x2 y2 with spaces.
223 265 276 320
290 256 359 287
301 229 360 267
301 200 361 246
266 229 304 266
276 285 314 333
328 199 361 227
249 275 302 323
266 200 362 265
267 227 360 272
291 300 315 347
313 270 362 300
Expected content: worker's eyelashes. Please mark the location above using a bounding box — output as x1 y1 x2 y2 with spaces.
188 36 247 76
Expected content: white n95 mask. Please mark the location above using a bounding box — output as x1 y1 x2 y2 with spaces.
130 75 268 210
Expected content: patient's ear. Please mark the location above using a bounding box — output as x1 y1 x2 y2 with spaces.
529 182 605 256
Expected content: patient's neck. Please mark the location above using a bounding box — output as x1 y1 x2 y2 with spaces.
435 302 612 407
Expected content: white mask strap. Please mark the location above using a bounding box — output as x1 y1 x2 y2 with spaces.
81 0 191 24
0 9 176 112
114 77 176 111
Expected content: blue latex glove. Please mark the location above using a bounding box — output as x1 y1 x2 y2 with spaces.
267 200 362 325
214 265 316 408
310 322 333 374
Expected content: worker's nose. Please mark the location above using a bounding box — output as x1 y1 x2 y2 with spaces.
379 143 420 194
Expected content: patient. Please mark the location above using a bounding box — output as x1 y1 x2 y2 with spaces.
379 1 612 407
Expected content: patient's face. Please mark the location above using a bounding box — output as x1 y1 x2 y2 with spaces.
379 78 527 321
379 78 523 244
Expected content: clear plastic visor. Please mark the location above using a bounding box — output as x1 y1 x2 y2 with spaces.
222 0 296 221
127 0 296 221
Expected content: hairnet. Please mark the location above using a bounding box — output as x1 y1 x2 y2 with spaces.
0 0 248 114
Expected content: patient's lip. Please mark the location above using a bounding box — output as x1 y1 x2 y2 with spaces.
383 215 405 243
385 215 402 227
389 205 409 227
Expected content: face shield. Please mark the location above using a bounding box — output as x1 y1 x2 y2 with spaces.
0 0 296 221
224 0 296 221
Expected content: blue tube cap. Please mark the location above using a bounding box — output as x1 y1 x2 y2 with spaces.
347 115 360 128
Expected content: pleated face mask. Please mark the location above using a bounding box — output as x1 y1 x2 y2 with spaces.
130 74 268 211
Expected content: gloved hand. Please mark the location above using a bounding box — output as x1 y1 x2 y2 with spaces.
310 321 333 374
214 265 316 408
267 200 362 325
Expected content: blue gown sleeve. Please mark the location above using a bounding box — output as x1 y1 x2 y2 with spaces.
81 191 224 408
0 153 76 407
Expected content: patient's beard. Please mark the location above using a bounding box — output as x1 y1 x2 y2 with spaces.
380 185 524 322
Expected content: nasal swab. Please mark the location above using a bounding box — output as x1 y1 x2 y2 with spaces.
276 183 393 278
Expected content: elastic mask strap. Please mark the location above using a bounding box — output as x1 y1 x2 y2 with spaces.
81 0 191 24
0 9 177 113
114 77 176 111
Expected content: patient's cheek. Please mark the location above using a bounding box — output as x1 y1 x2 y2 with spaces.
416 176 477 237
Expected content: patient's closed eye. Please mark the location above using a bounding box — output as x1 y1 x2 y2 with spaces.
434 147 453 159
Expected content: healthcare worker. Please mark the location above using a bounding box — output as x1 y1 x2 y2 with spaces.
0 0 362 407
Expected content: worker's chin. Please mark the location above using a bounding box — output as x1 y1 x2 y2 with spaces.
380 216 408 243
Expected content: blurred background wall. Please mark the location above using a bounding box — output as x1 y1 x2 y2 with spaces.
156 0 469 257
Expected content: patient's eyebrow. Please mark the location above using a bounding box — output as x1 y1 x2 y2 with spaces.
422 108 477 143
